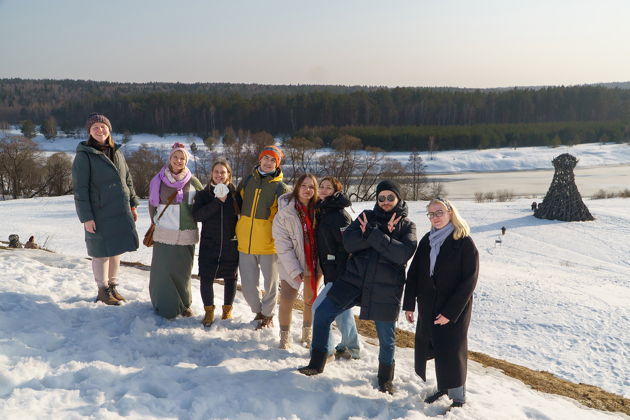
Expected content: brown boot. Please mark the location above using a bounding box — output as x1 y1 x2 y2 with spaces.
253 312 264 321
108 284 126 302
221 305 233 320
182 308 194 317
95 287 120 306
202 305 215 327
256 315 273 330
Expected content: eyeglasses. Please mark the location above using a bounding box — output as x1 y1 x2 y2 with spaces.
300 184 315 190
378 194 396 203
426 210 447 219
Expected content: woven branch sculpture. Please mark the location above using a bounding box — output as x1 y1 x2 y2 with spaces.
534 153 594 222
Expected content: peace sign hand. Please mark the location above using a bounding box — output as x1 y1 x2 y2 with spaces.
387 212 402 232
358 212 369 233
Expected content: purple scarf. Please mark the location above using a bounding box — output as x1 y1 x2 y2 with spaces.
149 166 192 207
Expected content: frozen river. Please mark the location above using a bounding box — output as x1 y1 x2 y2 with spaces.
430 164 630 199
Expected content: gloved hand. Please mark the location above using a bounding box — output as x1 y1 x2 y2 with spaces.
214 183 229 199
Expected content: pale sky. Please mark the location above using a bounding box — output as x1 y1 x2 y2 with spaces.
1 0 629 88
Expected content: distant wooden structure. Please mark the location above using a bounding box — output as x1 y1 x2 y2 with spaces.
534 153 594 222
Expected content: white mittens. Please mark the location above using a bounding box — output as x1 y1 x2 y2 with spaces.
214 183 229 198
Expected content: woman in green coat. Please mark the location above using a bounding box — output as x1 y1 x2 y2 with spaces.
72 113 139 306
148 142 203 319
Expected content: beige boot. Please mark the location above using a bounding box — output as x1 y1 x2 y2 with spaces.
95 287 120 306
301 326 312 347
221 305 233 320
279 329 291 350
108 284 126 302
201 305 215 326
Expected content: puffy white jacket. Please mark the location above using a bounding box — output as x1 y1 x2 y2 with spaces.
272 193 310 290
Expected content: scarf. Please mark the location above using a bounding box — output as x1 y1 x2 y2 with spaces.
295 200 318 303
87 137 115 162
149 166 192 207
429 222 454 276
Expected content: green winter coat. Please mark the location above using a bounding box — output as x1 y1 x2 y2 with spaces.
72 141 139 257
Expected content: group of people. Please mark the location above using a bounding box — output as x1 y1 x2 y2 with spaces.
72 113 479 409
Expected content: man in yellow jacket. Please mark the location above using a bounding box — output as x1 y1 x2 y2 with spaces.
236 145 290 329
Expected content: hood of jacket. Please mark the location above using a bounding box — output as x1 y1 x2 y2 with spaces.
317 191 351 212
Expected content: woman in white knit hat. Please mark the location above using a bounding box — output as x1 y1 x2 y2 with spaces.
148 142 203 319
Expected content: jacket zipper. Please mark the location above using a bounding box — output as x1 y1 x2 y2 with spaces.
247 187 261 254
213 201 224 280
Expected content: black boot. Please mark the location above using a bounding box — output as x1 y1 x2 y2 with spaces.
298 350 329 376
424 389 446 404
377 361 395 394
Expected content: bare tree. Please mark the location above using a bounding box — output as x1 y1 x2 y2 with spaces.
0 136 42 198
43 152 73 196
351 147 385 201
406 149 428 200
318 135 362 191
125 144 165 198
41 116 58 141
282 136 323 184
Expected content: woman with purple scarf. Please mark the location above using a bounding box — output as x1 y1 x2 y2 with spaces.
148 142 203 319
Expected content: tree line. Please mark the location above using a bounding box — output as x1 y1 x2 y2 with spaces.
0 132 439 202
2 79 630 150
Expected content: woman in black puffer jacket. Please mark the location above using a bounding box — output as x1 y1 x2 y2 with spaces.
192 160 240 326
313 177 360 359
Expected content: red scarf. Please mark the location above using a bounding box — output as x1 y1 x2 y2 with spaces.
295 200 318 303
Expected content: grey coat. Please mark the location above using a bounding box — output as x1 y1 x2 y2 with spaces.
72 141 139 257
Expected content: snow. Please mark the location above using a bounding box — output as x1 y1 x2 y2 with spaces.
1 133 629 418
1 195 629 419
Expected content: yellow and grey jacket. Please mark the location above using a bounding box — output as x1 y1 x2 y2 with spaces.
236 167 290 255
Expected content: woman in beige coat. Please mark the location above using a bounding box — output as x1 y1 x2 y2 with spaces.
272 174 322 349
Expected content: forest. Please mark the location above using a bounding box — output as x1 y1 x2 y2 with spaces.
1 79 630 151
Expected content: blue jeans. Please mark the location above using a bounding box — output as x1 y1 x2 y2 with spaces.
313 283 360 358
312 295 395 365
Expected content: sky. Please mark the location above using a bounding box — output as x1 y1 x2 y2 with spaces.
1 0 630 88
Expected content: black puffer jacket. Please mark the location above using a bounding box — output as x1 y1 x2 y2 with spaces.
192 183 240 280
327 200 417 321
315 192 352 284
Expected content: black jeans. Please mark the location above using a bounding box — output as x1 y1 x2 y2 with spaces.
200 277 237 306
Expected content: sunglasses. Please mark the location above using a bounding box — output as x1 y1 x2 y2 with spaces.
378 194 396 203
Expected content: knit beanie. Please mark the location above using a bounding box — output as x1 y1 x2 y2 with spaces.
258 145 284 168
85 113 112 132
169 142 189 163
376 179 402 200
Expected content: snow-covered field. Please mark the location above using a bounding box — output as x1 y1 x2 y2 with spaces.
1 195 629 419
1 132 629 418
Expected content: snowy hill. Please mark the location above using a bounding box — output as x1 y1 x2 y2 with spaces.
1 197 629 419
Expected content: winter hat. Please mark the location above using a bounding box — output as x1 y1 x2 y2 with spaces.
169 142 189 162
85 113 112 132
258 145 284 167
376 179 402 201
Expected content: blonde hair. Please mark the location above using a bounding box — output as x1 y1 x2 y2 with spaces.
88 134 115 148
428 197 470 240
